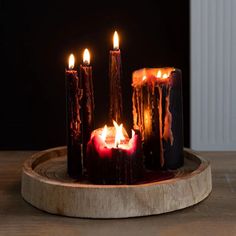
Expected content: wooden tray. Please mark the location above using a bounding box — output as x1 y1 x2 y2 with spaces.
21 147 212 218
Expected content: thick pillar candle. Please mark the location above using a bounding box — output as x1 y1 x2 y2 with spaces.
87 122 144 184
80 49 94 166
132 68 184 170
109 31 123 123
65 54 83 178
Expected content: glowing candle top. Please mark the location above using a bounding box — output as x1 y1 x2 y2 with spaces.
91 120 136 150
113 31 119 50
83 48 90 65
132 67 175 87
68 54 75 69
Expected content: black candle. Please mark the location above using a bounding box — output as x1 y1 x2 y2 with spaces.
65 54 83 178
132 68 184 170
109 31 123 123
80 49 94 168
86 123 144 184
162 70 184 169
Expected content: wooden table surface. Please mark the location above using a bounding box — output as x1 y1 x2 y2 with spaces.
0 150 236 236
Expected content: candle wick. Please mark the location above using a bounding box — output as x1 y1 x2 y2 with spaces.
116 143 119 148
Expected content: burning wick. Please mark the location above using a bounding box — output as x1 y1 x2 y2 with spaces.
156 70 169 79
68 54 75 69
162 73 168 79
113 120 125 148
100 125 108 142
83 48 90 65
100 121 127 148
113 31 119 50
157 70 161 78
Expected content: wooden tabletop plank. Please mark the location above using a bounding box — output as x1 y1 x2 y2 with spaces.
0 150 236 236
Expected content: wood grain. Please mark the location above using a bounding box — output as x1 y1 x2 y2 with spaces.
0 150 236 235
21 147 211 218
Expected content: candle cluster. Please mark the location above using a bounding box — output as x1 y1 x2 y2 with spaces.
65 49 94 178
65 30 184 184
66 31 125 179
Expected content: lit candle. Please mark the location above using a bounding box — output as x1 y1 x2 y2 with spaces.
65 54 83 178
80 49 94 167
132 68 184 170
109 31 123 123
86 121 144 184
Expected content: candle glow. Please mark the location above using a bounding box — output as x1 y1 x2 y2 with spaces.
157 70 161 78
68 54 75 69
162 73 168 79
131 129 135 138
113 120 125 147
83 48 90 65
157 70 168 79
132 68 175 87
100 125 108 142
98 121 129 148
113 31 119 50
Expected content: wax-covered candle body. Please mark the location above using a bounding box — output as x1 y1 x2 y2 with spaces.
109 49 122 123
109 32 123 123
132 68 184 170
80 64 94 165
65 64 83 178
87 126 144 184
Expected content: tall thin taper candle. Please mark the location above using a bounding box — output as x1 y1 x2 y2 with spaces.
65 54 83 178
80 49 94 168
109 31 123 123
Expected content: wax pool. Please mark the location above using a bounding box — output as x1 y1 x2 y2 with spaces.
86 126 144 184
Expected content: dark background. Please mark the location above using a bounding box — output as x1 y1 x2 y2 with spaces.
0 0 189 150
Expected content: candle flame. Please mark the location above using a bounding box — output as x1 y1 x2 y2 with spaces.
162 73 168 79
131 130 135 138
113 120 125 147
83 48 90 65
142 75 147 81
113 31 119 50
100 125 108 142
68 54 75 69
157 70 161 78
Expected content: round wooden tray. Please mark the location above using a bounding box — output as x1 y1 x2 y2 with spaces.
21 147 212 218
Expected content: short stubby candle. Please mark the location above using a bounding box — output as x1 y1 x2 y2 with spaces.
86 121 144 184
132 68 184 170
